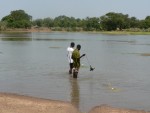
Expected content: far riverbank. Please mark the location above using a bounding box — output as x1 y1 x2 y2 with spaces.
1 27 150 35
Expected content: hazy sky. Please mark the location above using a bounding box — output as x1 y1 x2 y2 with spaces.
0 0 150 20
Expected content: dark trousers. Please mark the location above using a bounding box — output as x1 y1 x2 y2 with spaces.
69 63 73 74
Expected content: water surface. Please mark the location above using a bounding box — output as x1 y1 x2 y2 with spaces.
0 32 150 112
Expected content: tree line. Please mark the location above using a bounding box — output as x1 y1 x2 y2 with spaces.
0 9 150 31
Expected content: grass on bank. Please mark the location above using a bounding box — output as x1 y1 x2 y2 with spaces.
1 27 150 35
99 31 150 35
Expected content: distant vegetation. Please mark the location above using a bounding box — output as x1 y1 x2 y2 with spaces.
0 10 32 30
1 9 150 32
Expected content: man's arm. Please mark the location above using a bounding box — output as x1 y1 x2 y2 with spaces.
79 54 86 59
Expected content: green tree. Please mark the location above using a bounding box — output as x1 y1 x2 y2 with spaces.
32 19 43 27
76 18 83 27
43 18 54 28
100 12 130 31
84 17 100 31
54 15 71 28
143 16 150 29
52 15 80 31
0 21 7 30
128 17 139 28
1 10 32 28
138 16 150 29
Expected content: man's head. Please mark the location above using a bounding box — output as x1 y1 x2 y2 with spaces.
70 42 75 48
77 44 81 50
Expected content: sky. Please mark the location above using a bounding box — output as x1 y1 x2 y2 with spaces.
0 0 150 20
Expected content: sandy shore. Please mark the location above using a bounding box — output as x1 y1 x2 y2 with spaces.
89 105 150 113
0 92 150 113
0 93 80 113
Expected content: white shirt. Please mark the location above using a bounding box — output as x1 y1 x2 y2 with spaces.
67 47 74 63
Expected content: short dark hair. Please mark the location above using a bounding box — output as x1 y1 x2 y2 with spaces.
70 42 75 47
77 44 81 50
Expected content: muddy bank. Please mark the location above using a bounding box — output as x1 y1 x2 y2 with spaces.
0 92 150 113
89 105 150 113
1 28 150 35
0 27 53 33
0 93 80 113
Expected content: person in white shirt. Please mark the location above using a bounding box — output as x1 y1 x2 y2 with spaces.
67 42 75 74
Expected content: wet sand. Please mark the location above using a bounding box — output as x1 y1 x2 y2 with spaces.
89 105 150 113
0 92 150 113
0 92 80 113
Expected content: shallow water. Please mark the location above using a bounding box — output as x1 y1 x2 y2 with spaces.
0 32 150 112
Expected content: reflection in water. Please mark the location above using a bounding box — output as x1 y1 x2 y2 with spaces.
70 77 80 109
126 53 150 56
34 38 74 41
0 32 32 41
0 32 32 37
49 46 62 49
0 37 32 41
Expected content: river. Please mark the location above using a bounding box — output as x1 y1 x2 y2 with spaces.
0 32 150 112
